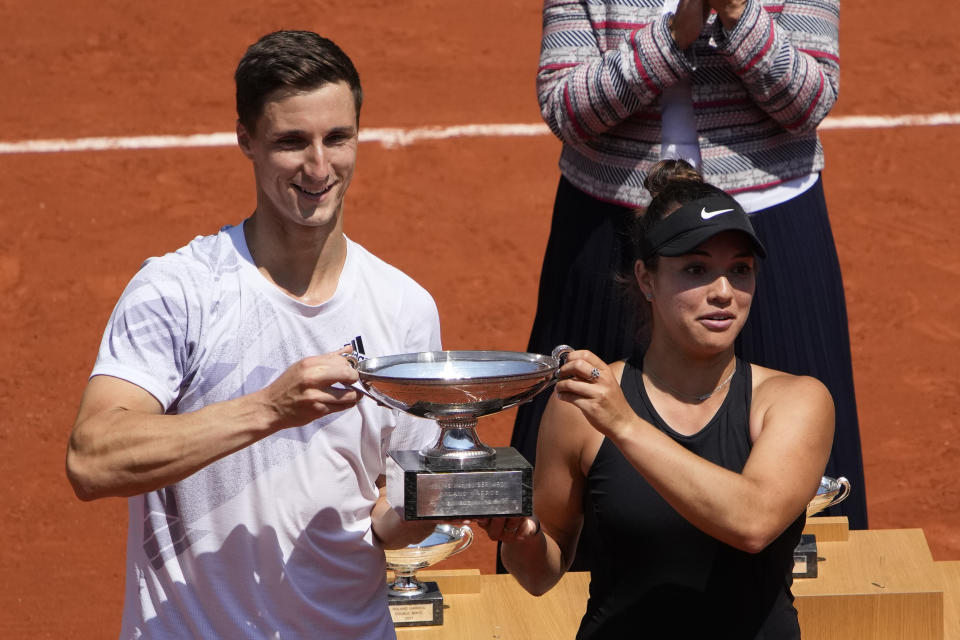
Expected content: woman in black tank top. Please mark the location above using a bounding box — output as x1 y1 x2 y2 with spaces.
478 160 836 639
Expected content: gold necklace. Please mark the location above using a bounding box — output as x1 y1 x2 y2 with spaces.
643 362 737 403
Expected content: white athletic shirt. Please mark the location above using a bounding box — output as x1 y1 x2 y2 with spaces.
92 222 442 639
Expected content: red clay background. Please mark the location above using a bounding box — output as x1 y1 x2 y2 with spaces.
1 1 958 636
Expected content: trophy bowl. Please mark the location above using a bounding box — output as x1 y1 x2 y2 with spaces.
385 523 474 596
806 475 851 517
353 350 564 419
350 347 571 463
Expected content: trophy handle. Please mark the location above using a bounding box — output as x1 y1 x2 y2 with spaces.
551 345 573 365
513 345 576 409
339 352 392 407
448 525 474 558
341 335 367 368
828 476 851 509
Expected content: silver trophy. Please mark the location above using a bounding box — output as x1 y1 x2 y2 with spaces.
806 475 851 516
794 475 852 578
384 524 473 627
347 346 571 519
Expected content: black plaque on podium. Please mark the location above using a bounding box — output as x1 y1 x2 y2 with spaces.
387 581 444 627
792 533 819 578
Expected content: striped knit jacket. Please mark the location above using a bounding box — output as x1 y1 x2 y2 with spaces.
537 0 840 207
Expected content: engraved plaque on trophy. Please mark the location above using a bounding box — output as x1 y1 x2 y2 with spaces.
793 475 851 578
384 524 473 627
346 346 571 519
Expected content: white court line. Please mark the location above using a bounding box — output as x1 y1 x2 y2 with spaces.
820 113 960 130
1 113 959 155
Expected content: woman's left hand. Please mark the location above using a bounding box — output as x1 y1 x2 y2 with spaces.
554 351 635 440
470 516 540 543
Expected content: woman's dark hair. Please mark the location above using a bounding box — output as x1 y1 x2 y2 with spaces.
235 30 363 133
634 159 730 271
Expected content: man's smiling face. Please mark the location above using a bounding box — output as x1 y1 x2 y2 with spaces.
238 81 359 233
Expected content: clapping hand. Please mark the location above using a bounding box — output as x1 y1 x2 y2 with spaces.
670 0 711 49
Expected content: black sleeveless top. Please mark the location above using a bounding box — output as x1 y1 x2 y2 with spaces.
577 357 803 640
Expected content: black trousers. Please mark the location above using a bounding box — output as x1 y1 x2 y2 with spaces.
736 176 867 530
501 175 868 572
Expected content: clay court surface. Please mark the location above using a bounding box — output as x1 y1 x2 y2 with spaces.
1 1 959 636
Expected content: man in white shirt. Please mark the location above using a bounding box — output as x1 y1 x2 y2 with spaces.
66 30 440 639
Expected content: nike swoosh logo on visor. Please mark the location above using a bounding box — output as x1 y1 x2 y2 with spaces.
701 207 734 220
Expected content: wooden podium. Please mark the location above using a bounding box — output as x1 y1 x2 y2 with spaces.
793 517 945 639
395 519 957 639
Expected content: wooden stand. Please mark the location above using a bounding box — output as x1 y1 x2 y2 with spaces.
394 521 956 639
938 561 960 639
793 520 944 640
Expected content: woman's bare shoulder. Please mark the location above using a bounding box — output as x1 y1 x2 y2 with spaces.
750 363 831 397
749 363 834 420
609 360 627 378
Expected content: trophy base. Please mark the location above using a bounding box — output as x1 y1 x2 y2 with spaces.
387 447 533 520
387 581 444 627
793 534 819 578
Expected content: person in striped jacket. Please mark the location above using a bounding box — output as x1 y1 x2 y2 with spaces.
508 0 866 573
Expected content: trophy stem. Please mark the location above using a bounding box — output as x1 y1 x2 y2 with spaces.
419 417 496 464
388 573 427 596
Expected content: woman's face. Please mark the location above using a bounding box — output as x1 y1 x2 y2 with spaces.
636 231 756 354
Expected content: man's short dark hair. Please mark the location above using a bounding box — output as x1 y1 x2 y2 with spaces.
235 30 363 133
